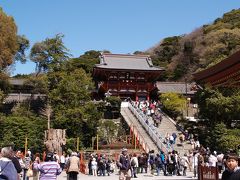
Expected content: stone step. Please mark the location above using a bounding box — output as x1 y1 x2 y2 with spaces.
121 104 193 156
121 107 159 153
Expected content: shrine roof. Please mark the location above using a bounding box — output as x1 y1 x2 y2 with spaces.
95 53 164 71
193 50 240 82
156 82 197 95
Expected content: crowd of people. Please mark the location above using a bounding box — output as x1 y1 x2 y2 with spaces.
0 144 239 180
0 100 239 180
83 145 239 180
115 147 240 180
0 146 82 180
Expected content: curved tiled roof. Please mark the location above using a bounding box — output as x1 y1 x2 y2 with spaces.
95 53 164 71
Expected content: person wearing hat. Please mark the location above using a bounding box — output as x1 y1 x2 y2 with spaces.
222 153 240 180
118 148 131 180
65 152 80 180
34 152 62 180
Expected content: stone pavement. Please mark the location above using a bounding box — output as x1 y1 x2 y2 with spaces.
55 171 198 180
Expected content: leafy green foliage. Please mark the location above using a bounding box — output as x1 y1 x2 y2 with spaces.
193 87 240 152
104 96 121 119
159 92 186 119
201 123 240 152
196 88 240 127
47 68 100 148
172 64 188 80
148 9 240 81
23 74 49 94
105 96 121 109
66 50 101 74
53 102 101 148
0 8 18 70
15 35 30 63
49 69 93 108
150 36 181 67
98 120 119 144
0 73 11 94
0 9 29 73
30 34 70 73
204 9 240 33
0 112 47 153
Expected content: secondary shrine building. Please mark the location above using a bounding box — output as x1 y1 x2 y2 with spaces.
92 53 164 100
193 50 240 87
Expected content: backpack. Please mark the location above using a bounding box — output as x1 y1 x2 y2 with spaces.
155 157 163 166
131 159 136 166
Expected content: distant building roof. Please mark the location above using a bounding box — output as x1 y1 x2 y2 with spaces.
9 79 25 86
156 82 197 95
95 53 164 71
4 93 46 103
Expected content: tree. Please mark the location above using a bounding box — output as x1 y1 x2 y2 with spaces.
159 92 186 119
98 120 119 144
30 34 70 74
205 123 227 150
48 69 93 109
66 50 101 74
14 35 30 63
40 103 52 130
196 87 240 127
47 69 100 148
202 123 240 152
0 9 30 72
0 8 18 70
0 73 11 103
0 106 47 153
148 9 240 81
23 74 48 94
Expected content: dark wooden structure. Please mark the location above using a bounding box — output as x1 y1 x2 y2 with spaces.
93 53 164 100
199 165 219 180
194 50 240 87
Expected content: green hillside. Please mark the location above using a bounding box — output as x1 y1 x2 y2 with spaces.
147 9 240 81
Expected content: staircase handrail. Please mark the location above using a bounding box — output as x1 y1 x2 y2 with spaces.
127 102 170 153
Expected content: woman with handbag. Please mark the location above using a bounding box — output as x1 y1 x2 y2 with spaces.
23 153 31 180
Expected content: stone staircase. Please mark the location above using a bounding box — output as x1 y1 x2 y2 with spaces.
120 102 193 156
158 110 193 156
121 106 159 153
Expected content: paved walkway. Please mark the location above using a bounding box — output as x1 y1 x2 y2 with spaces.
54 171 197 180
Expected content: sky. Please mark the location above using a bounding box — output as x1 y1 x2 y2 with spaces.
1 0 240 76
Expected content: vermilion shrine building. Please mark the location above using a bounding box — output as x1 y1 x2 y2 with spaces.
194 50 240 87
93 53 164 100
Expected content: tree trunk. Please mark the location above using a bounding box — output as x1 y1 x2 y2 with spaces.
44 129 66 155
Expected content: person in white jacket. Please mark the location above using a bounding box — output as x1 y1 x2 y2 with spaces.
192 152 199 177
130 153 138 178
91 158 97 176
208 152 218 167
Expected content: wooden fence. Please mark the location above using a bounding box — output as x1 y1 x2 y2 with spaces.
199 165 219 180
